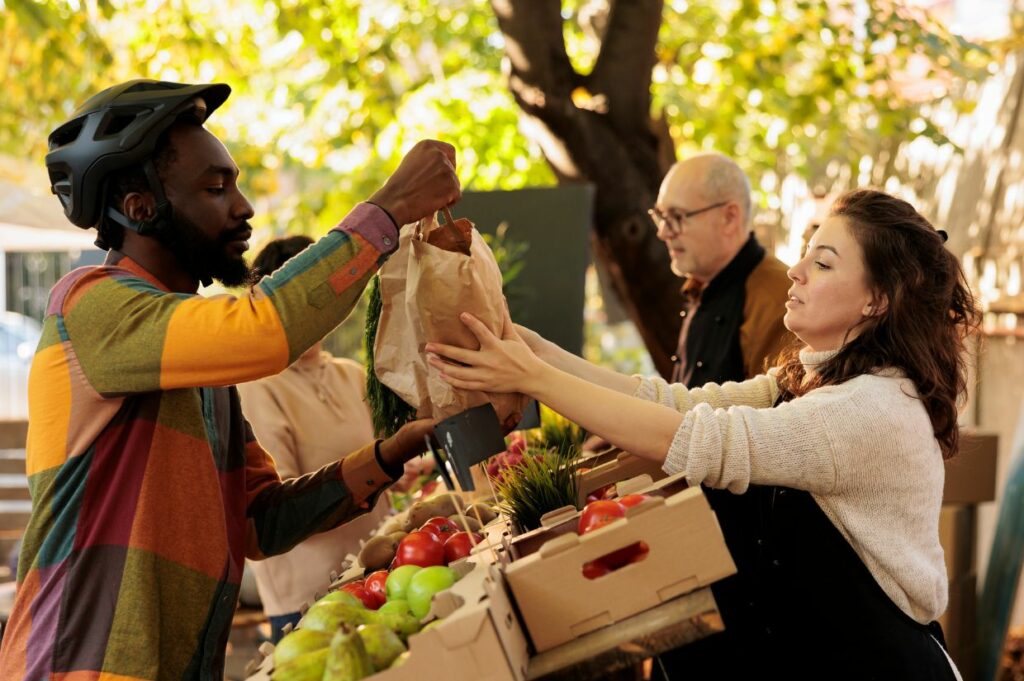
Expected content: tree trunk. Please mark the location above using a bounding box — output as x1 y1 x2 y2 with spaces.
492 0 682 377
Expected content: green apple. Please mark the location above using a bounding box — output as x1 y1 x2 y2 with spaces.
377 599 410 615
406 565 457 619
385 565 421 602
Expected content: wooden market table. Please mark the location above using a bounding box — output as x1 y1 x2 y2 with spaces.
526 587 722 680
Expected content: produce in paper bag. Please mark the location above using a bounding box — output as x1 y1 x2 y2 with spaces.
373 213 529 430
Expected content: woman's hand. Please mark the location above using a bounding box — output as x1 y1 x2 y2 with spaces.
425 308 547 396
512 323 549 356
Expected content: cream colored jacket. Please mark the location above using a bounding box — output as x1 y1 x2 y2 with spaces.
238 352 389 615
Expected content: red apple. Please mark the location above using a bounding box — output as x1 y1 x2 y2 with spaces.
443 531 484 564
420 516 458 541
339 580 376 609
363 570 389 609
393 530 445 568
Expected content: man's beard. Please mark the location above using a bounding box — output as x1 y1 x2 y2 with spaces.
158 210 254 288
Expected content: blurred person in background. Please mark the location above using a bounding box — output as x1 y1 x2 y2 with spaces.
237 235 426 641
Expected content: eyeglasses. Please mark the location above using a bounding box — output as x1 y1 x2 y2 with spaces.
648 201 728 237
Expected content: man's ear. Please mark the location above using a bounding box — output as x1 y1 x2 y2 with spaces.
122 192 156 222
722 201 742 236
864 291 889 317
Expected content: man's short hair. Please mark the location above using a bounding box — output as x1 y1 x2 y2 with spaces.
96 124 185 250
698 154 753 231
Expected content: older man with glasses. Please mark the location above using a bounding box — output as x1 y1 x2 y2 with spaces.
648 153 792 678
649 152 792 387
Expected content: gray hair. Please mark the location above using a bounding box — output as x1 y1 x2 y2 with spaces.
696 154 753 231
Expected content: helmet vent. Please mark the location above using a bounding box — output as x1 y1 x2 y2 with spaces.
48 120 84 149
98 111 142 138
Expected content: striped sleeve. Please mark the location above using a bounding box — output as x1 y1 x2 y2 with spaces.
243 435 393 559
60 203 397 395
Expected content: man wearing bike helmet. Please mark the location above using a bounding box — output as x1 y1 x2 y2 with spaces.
0 79 459 680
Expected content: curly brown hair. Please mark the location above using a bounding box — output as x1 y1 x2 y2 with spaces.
774 189 980 459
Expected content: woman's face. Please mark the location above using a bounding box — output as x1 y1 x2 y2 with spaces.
785 216 881 352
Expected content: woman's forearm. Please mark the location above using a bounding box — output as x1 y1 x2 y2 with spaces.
525 362 682 463
536 340 642 395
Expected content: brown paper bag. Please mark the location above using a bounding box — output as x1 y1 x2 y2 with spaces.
373 213 529 430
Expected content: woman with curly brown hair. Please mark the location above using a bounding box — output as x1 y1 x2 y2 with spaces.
426 189 979 679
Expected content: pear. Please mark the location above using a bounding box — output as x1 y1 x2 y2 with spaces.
271 648 328 681
356 623 406 670
374 610 421 642
322 626 375 681
389 651 411 669
274 629 331 667
420 619 444 634
377 599 410 616
301 602 374 633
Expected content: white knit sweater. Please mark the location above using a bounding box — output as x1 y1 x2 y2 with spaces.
634 348 949 625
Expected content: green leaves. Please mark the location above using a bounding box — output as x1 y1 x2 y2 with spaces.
364 274 417 439
4 0 994 253
492 447 581 532
650 0 989 205
536 405 586 461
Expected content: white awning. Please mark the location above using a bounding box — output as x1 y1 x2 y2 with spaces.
0 221 98 253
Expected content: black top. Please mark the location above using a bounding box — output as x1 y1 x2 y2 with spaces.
671 234 765 388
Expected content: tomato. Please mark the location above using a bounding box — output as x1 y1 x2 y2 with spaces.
363 570 389 610
421 516 458 541
599 540 650 570
443 531 484 564
339 580 376 609
582 559 611 580
393 530 445 568
617 494 652 509
585 484 617 505
578 500 626 535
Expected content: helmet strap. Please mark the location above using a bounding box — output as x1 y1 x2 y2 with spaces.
102 159 213 288
104 159 173 237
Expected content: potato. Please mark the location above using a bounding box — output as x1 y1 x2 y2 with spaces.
358 535 400 571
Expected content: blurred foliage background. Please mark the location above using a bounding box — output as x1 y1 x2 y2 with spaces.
0 0 1011 367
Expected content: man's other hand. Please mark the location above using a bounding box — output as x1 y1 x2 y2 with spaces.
369 141 461 226
377 418 436 473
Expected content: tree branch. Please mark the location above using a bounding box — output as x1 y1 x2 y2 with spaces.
589 0 664 133
497 0 682 375
491 0 579 100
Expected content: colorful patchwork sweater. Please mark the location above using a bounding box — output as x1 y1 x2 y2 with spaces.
0 203 400 681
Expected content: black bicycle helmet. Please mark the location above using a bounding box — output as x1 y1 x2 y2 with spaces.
45 79 231 236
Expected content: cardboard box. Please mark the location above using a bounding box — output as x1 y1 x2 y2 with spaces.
938 505 976 578
574 446 628 470
504 482 736 652
252 563 528 681
938 572 977 681
504 476 687 561
944 432 998 504
576 451 667 507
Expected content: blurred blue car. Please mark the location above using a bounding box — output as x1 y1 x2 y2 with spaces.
0 311 42 420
